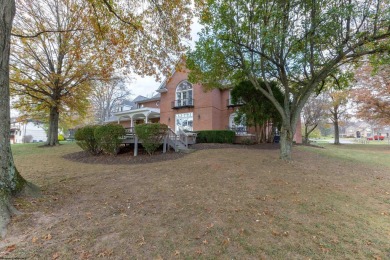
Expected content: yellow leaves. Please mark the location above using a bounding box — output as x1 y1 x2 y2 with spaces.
97 249 113 257
85 212 93 220
43 233 52 240
137 235 146 246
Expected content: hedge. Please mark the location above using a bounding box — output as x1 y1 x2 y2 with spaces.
135 123 168 155
75 125 100 155
94 124 126 155
196 130 235 143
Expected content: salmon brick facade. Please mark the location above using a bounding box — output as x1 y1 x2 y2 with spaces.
158 69 235 132
111 68 302 143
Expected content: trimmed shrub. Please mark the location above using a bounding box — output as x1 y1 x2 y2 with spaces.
94 124 126 155
241 137 256 145
196 130 235 143
58 134 65 141
75 125 100 155
135 123 168 155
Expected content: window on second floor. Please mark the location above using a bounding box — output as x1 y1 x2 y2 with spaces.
175 81 193 106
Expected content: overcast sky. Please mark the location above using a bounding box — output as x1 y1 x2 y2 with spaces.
129 18 202 98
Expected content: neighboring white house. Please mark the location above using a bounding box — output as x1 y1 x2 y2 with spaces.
344 121 390 138
10 118 47 144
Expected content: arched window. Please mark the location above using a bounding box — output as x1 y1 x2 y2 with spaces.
175 81 193 107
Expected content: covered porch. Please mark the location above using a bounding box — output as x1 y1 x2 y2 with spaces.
114 108 160 128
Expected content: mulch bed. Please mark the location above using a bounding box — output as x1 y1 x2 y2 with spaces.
63 143 282 165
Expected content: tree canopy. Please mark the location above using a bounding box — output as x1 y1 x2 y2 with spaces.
10 0 193 145
231 80 283 142
188 0 390 159
353 62 390 125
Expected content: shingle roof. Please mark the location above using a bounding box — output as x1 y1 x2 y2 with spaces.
132 95 148 103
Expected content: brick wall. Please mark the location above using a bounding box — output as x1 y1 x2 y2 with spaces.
160 69 236 132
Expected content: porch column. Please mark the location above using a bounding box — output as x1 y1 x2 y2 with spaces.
130 115 134 128
144 112 151 123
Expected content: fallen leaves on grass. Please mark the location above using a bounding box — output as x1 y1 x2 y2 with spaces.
97 249 113 257
5 244 16 253
222 237 230 246
137 236 146 246
271 230 289 237
52 252 60 259
79 251 92 259
43 233 52 240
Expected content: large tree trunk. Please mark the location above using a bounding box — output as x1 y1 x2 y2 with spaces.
279 123 294 160
333 112 340 145
0 0 28 238
46 106 60 146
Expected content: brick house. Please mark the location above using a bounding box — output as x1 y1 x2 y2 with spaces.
110 68 302 143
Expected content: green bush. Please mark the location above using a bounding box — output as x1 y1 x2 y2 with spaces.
241 137 256 145
196 130 235 143
94 124 126 155
75 125 100 155
135 123 168 155
58 134 65 141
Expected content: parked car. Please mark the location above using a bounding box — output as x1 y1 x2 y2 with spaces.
374 135 385 140
367 137 373 140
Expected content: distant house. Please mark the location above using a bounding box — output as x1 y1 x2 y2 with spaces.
345 121 390 138
114 99 136 113
10 118 47 144
107 66 302 143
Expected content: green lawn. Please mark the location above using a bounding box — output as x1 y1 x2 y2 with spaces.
301 143 390 168
10 141 75 156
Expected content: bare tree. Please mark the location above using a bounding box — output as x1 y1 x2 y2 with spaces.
90 77 132 123
302 94 327 143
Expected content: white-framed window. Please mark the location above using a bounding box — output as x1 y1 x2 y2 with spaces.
228 90 233 106
175 81 193 107
175 112 193 133
228 89 244 106
229 113 246 135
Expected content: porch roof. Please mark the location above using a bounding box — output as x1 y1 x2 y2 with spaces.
111 107 160 122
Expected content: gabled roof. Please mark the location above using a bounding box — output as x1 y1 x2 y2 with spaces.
136 93 161 103
121 99 135 107
156 67 179 93
156 78 169 93
132 95 148 103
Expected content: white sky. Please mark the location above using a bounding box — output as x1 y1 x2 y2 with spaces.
129 18 202 98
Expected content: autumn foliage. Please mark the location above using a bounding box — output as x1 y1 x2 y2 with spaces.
352 63 390 125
